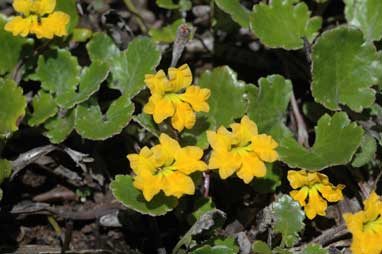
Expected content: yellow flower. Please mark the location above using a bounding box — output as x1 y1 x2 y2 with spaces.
143 64 211 132
207 116 278 184
343 192 382 254
5 0 70 39
287 170 345 219
127 133 207 201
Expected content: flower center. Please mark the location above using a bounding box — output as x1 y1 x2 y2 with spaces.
165 93 183 104
154 159 176 176
363 214 382 233
231 142 252 155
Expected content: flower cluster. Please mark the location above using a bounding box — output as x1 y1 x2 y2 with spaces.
5 0 70 39
207 116 279 184
143 64 211 132
287 170 345 219
344 192 382 254
127 133 207 201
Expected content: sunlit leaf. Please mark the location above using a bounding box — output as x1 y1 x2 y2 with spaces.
344 0 382 41
149 19 186 43
252 240 272 254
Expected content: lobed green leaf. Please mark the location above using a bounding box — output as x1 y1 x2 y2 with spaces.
279 112 363 170
215 0 251 28
250 0 322 49
272 195 305 247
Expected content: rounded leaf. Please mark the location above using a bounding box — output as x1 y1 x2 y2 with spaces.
110 175 178 216
312 26 381 112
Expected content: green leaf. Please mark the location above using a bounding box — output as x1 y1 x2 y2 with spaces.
252 240 272 254
189 197 216 224
75 94 134 140
32 49 81 107
71 28 93 42
312 26 381 112
33 49 109 109
279 112 363 171
133 113 160 137
250 0 322 49
149 19 185 43
352 134 377 167
272 195 305 248
0 15 28 76
87 33 120 64
56 61 109 108
0 159 11 202
156 0 179 9
0 79 27 137
0 159 12 185
246 75 293 141
301 244 328 254
191 245 236 254
198 66 248 129
28 91 58 126
215 0 251 28
88 35 161 96
44 109 75 144
344 0 382 41
111 37 161 95
56 0 79 33
110 174 178 216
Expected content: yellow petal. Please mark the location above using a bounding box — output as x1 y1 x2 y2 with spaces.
127 147 156 175
4 16 32 37
145 70 169 95
13 0 33 15
162 171 195 198
207 127 233 152
251 134 278 162
304 188 327 219
144 94 175 124
179 86 210 112
168 64 192 91
37 11 70 38
230 116 258 145
287 170 309 189
318 183 345 202
158 133 181 161
173 146 207 174
133 173 162 201
236 153 266 183
344 212 364 234
209 151 240 179
290 187 309 206
171 102 195 132
31 0 56 15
